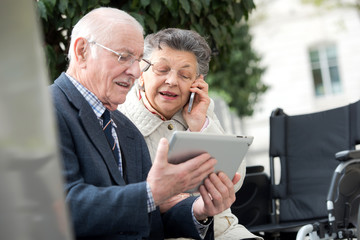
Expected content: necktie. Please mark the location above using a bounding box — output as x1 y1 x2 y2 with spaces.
102 109 122 175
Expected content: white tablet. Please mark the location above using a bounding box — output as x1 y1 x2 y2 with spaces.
168 131 253 193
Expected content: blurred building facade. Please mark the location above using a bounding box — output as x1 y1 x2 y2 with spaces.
215 0 360 173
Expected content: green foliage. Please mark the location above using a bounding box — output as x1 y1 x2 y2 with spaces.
301 0 327 6
207 24 268 117
36 0 267 117
111 0 256 70
36 0 255 80
302 0 360 10
36 0 111 80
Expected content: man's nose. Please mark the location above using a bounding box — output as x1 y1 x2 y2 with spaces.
126 60 141 79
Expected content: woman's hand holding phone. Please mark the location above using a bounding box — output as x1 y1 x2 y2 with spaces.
183 75 210 131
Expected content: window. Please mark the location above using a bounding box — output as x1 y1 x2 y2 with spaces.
309 45 342 97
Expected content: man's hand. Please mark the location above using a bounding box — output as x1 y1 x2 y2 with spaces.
147 138 216 206
192 172 241 221
159 193 191 213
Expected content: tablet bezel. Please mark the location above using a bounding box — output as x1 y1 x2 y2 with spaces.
167 131 253 193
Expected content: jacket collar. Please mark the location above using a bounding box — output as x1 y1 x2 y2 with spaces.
120 85 187 137
54 73 126 185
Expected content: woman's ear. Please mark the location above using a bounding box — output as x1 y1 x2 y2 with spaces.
138 73 144 87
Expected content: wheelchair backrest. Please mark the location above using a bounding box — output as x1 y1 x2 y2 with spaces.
269 100 360 222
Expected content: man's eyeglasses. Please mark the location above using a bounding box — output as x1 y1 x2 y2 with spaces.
141 59 197 82
88 40 145 69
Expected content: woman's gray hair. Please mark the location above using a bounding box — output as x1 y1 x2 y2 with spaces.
67 7 143 63
143 28 212 77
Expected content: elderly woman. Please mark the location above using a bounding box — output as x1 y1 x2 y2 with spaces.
119 28 261 240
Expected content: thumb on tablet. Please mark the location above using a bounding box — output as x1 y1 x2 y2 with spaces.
153 138 169 167
232 172 241 185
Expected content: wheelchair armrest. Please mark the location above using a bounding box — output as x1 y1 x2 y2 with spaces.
246 165 265 174
335 149 360 161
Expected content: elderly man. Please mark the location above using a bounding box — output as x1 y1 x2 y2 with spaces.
50 7 239 240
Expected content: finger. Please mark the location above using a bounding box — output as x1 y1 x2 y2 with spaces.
204 173 223 206
189 87 209 107
177 154 215 188
198 183 214 210
200 81 209 93
181 153 215 171
191 75 207 88
191 81 209 93
197 74 205 82
211 172 228 192
153 138 169 167
231 172 241 185
217 172 234 189
200 176 229 217
193 74 205 85
218 172 235 196
192 157 216 179
183 155 216 189
217 172 236 204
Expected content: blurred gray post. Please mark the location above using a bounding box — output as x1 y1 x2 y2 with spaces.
0 0 74 239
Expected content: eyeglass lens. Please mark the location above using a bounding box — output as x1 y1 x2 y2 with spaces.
142 61 196 81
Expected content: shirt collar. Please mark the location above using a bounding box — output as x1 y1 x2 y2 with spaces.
66 73 116 128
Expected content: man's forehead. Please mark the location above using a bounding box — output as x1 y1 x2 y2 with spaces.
111 26 144 56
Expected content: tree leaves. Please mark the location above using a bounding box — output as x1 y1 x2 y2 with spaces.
207 14 219 27
36 0 266 117
207 24 268 117
179 0 191 14
58 0 69 14
140 0 151 8
37 1 48 21
152 1 162 20
190 0 202 17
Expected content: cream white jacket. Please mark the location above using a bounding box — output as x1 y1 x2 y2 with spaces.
118 85 262 240
119 85 246 191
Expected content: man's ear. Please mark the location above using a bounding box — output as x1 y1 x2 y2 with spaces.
73 37 88 64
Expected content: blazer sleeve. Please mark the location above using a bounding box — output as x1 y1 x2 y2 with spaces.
162 197 214 240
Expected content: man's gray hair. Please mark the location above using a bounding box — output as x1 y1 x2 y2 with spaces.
143 28 212 77
67 7 143 62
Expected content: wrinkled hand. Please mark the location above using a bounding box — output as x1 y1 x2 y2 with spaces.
193 172 241 221
147 138 217 206
159 193 191 213
183 75 210 132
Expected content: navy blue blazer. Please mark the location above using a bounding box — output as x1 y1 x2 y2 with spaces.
50 73 213 240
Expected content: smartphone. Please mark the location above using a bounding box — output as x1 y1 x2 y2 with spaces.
188 92 196 113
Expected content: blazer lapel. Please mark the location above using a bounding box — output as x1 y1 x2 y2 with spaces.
115 121 142 184
55 73 125 186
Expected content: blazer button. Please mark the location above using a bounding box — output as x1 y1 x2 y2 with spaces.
168 124 174 130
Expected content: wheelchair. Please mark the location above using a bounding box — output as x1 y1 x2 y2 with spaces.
231 100 360 239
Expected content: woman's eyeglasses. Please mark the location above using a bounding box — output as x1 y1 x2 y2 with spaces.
141 59 197 82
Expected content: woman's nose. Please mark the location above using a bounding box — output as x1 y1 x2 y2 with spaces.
164 70 178 85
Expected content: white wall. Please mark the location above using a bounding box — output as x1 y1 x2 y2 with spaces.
235 0 360 173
